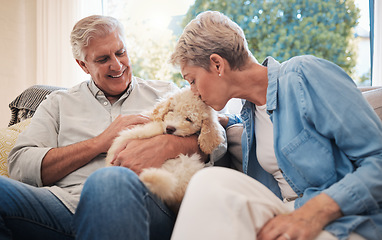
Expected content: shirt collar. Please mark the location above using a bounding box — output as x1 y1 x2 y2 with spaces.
87 77 136 100
262 57 281 112
88 79 101 97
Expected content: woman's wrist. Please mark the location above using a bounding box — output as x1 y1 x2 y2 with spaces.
295 193 343 228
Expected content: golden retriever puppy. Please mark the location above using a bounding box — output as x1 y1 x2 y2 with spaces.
106 87 224 211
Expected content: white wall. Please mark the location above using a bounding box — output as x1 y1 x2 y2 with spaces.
0 0 37 127
0 0 102 128
0 0 379 127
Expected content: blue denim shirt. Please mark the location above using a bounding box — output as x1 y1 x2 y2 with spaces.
228 56 382 240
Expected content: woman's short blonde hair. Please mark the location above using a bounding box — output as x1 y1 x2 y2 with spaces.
70 15 125 61
170 11 253 71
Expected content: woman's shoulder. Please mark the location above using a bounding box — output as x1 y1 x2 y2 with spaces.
285 55 337 72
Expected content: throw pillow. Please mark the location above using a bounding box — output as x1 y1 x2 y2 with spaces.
0 118 32 177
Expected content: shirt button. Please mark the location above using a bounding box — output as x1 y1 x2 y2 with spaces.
103 102 108 106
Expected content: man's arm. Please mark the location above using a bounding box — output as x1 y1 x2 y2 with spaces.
112 133 206 175
41 114 150 185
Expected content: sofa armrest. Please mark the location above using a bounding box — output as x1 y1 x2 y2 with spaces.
214 123 243 171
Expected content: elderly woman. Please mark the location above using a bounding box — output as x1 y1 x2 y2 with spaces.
169 11 382 240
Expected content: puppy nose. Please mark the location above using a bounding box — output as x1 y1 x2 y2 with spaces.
166 126 176 134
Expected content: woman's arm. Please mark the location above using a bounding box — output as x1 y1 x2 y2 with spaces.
260 56 382 239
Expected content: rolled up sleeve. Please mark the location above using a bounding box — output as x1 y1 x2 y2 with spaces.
299 56 382 215
8 93 60 187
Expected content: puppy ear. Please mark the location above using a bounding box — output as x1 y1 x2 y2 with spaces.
198 117 224 154
151 97 172 121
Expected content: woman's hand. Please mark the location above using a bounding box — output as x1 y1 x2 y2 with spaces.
257 193 343 240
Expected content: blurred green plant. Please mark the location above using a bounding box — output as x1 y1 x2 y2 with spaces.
359 68 371 86
183 0 360 78
105 0 184 86
106 0 361 85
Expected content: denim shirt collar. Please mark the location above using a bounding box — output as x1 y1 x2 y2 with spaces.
263 57 281 113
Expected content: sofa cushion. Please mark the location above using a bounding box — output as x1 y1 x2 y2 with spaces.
0 118 32 177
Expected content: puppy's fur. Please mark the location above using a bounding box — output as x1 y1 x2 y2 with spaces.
106 87 223 211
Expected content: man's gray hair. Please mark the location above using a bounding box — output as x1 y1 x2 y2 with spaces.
70 15 125 61
170 11 255 71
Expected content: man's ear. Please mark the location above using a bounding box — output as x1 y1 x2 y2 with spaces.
76 59 90 74
209 54 224 75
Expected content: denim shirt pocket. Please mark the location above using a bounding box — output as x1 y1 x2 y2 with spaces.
281 129 336 188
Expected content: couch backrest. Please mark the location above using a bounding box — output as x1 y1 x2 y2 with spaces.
362 87 382 121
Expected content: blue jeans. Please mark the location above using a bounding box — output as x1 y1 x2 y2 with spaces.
73 167 176 240
0 176 74 240
1 167 175 240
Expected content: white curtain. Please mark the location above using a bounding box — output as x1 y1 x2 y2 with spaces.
372 0 382 86
36 0 103 88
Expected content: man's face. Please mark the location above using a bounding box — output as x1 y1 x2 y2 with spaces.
76 30 132 98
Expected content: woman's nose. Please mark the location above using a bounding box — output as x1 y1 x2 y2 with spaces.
190 85 199 95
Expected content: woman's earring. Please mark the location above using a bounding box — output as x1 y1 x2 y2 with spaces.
218 73 221 77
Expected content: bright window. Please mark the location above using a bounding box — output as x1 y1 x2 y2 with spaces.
102 0 371 86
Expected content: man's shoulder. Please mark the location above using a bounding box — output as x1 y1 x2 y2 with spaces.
133 77 178 93
134 77 176 88
44 81 89 103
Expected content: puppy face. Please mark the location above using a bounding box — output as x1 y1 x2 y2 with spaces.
162 89 211 137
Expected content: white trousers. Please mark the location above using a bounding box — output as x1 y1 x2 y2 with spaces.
171 167 364 240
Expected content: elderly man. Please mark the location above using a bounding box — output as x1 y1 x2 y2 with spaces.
0 15 224 240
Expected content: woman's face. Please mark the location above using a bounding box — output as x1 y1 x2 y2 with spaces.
181 63 228 111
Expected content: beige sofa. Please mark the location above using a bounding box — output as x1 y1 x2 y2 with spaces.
1 85 382 176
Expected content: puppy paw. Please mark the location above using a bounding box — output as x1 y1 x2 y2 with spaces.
139 168 177 202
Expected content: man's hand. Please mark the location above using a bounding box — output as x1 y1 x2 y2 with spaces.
111 134 203 175
257 193 343 240
95 114 151 153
